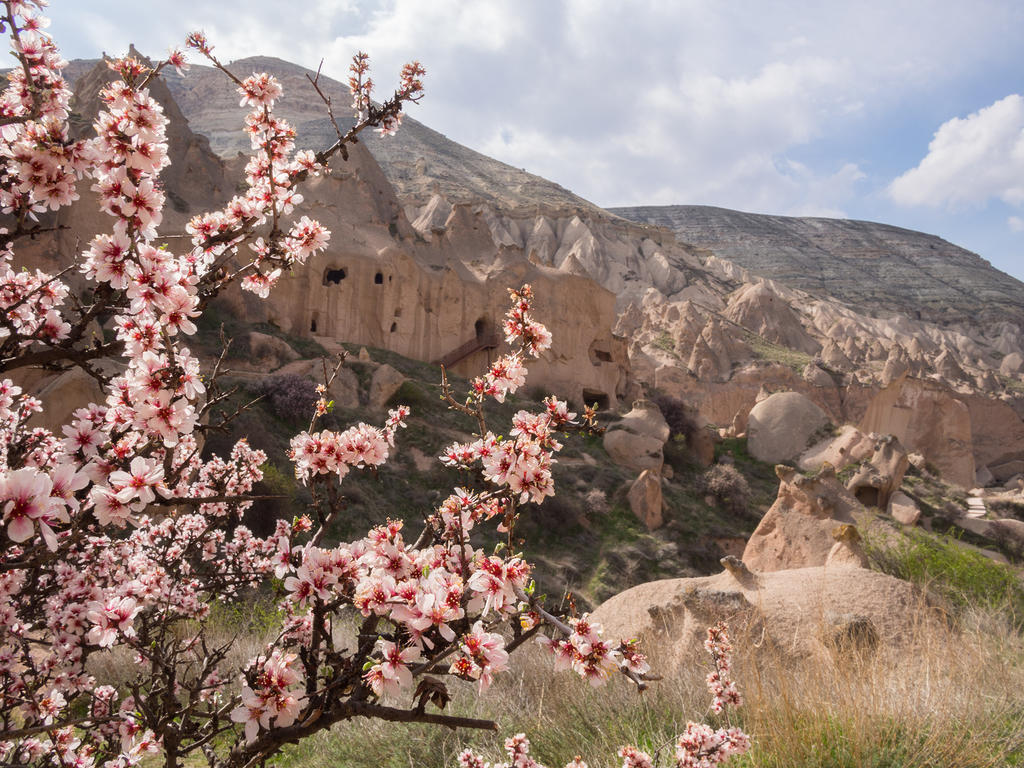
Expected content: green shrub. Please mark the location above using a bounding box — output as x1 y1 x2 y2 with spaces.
866 528 1024 622
386 379 430 410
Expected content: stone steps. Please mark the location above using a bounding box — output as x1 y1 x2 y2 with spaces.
965 496 988 519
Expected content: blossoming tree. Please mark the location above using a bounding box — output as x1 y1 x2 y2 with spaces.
0 2 749 766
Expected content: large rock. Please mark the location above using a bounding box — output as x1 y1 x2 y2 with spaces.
747 391 829 464
859 377 975 488
742 464 863 572
888 491 921 526
989 459 1024 483
368 364 406 410
246 331 300 370
603 400 670 473
627 470 664 530
592 565 929 661
802 362 834 388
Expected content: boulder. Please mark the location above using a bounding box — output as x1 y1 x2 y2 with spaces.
368 363 406 409
603 400 670 473
976 465 995 488
627 470 664 530
860 377 975 488
747 391 829 464
846 435 909 510
604 431 665 473
591 565 929 662
246 331 300 370
888 491 921 526
742 464 862 572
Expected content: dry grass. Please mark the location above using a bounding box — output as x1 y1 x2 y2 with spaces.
280 600 1024 768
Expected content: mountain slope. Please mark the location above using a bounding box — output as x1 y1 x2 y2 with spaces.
156 56 598 214
610 205 1024 329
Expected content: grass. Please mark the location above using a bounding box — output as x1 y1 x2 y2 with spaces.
652 330 678 356
277 601 1024 768
742 331 815 373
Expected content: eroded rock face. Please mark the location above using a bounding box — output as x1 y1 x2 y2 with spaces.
723 282 820 355
846 435 909 510
612 204 1024 333
742 465 863 572
860 377 975 488
747 391 829 464
591 564 928 661
825 524 869 569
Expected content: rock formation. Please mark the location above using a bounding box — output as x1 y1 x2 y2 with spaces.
723 282 820 355
845 435 909 510
591 565 927 661
741 465 863 572
612 204 1024 333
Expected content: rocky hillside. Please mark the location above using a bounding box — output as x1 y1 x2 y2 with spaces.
63 55 1024 335
48 52 1024 493
611 205 1024 330
160 56 598 214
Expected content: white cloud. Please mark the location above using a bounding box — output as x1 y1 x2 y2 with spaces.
1010 215 1024 232
888 94 1024 208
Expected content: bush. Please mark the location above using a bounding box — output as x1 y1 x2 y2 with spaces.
651 391 699 439
255 373 319 424
699 464 752 513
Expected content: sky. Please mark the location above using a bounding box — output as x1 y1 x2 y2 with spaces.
47 1 1024 281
